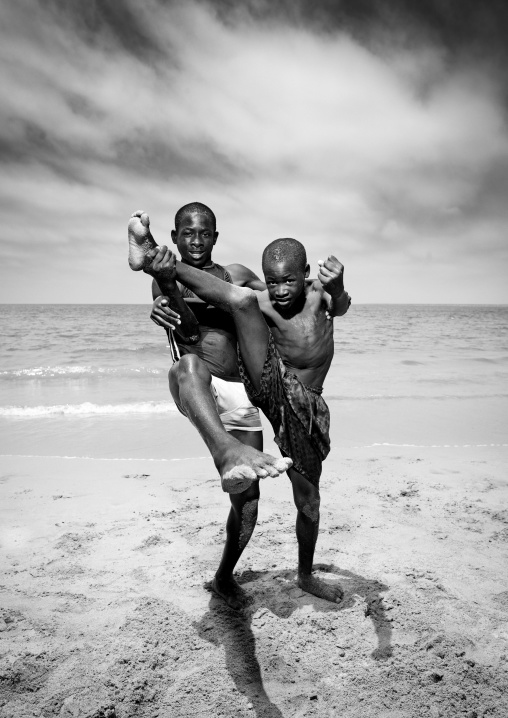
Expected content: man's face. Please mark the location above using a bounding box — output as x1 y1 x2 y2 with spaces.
171 212 218 268
263 258 309 310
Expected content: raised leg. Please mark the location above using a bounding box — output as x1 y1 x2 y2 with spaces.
168 356 291 492
290 467 344 603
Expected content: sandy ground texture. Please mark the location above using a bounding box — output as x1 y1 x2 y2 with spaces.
1 443 508 718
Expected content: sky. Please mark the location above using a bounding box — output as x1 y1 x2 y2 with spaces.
1 0 507 304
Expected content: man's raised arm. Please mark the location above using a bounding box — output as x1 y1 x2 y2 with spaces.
315 255 351 317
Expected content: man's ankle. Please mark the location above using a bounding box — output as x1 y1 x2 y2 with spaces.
214 571 232 584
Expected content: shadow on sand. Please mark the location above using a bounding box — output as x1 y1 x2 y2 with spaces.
193 564 391 718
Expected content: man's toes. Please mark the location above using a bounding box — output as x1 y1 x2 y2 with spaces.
329 585 344 603
274 457 292 472
131 210 144 218
140 212 150 227
264 464 281 478
256 468 268 478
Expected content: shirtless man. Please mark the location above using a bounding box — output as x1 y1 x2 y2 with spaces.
128 205 291 609
129 217 350 604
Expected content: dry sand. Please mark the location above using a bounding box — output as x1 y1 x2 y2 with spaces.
1 434 508 717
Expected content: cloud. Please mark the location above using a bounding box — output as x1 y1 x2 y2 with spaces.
0 0 507 303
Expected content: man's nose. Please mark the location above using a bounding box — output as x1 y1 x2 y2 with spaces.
275 284 288 297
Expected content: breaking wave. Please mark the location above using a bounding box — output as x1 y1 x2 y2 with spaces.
0 401 178 418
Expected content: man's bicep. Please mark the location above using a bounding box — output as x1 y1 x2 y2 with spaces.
227 263 266 290
245 276 266 290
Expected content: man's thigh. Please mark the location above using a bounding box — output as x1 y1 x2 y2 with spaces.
232 291 271 394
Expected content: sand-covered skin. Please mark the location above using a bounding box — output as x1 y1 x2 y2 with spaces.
1 446 508 717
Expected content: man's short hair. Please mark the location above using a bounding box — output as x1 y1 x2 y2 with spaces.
262 238 307 273
174 202 216 232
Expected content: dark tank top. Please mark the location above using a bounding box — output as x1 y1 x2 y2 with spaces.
171 263 240 381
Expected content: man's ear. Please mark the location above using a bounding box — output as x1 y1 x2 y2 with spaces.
213 231 219 245
305 263 310 278
171 230 177 245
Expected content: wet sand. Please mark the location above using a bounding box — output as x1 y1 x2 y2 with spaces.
1 424 508 716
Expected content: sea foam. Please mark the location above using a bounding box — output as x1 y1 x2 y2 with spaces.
0 365 163 378
0 401 178 418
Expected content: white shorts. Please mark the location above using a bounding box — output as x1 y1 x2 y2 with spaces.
210 376 262 432
174 375 262 432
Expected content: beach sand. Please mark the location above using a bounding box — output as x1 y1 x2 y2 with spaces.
1 413 508 717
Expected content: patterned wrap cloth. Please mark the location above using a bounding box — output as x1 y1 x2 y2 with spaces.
238 332 330 485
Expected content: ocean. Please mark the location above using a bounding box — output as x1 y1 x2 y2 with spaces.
1 304 507 460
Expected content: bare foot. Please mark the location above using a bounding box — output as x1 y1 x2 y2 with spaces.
218 438 292 494
298 573 344 604
128 210 158 270
211 575 247 611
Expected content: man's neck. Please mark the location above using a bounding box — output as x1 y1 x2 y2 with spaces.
181 260 215 271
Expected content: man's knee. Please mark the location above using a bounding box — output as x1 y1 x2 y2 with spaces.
233 287 258 314
168 355 212 405
292 476 320 518
171 354 211 384
301 498 320 522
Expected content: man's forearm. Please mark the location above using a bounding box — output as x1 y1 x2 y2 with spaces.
330 289 351 317
154 276 200 342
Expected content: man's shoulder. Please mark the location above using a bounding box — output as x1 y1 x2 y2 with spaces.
225 262 253 279
225 263 265 289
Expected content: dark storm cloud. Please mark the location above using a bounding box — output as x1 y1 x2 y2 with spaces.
0 120 88 184
113 131 246 182
0 117 244 185
44 0 166 63
212 0 508 65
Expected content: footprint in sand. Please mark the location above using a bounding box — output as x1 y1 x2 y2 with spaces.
134 534 172 551
55 531 98 555
490 527 508 543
